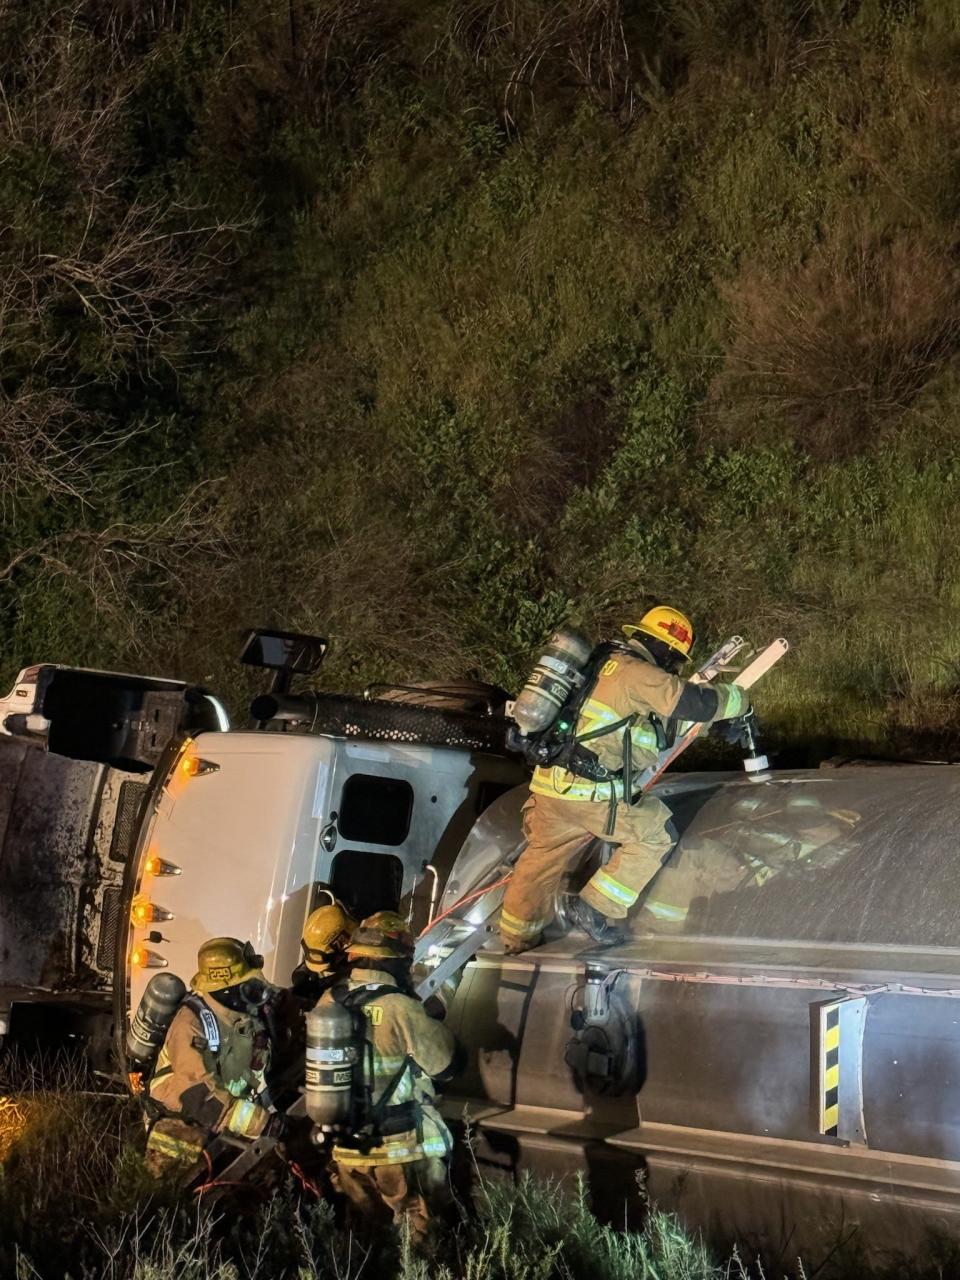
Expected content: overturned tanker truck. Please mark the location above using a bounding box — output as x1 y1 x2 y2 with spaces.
1 628 960 1265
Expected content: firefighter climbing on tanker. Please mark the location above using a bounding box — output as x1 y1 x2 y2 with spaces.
500 606 753 952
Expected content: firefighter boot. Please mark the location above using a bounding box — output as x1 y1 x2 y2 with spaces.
562 895 626 947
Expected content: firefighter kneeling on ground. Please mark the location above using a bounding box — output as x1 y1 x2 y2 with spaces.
144 937 286 1178
320 911 461 1246
500 605 752 953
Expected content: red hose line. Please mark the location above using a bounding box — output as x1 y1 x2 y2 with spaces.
417 873 513 938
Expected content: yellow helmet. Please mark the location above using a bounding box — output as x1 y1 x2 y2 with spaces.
347 910 415 963
192 937 264 994
622 605 695 658
301 901 357 972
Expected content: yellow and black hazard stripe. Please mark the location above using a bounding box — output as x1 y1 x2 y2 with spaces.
820 1003 840 1136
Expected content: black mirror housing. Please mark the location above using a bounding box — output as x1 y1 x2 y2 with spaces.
239 629 328 676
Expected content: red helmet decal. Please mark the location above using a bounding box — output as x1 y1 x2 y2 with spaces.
658 619 691 644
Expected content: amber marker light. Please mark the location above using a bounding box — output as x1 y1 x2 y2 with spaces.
143 852 181 877
131 899 173 925
130 946 168 969
179 754 219 779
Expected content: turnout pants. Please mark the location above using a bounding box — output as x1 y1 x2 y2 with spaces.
333 1157 449 1245
144 1116 207 1179
500 791 675 950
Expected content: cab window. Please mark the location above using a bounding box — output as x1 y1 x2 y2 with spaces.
338 774 413 846
331 851 404 920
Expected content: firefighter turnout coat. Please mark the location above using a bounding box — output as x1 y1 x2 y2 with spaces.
328 967 458 1169
145 994 275 1171
500 639 749 947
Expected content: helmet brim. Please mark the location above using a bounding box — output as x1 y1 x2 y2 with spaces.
347 945 411 962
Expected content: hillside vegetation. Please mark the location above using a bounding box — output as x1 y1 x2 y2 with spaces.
4 0 960 758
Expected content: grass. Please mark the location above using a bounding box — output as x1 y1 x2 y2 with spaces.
6 0 960 759
1 1054 959 1280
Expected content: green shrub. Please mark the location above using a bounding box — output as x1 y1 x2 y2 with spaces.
5 0 960 759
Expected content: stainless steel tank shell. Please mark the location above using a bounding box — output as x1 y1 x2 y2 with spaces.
443 765 960 1265
646 765 960 947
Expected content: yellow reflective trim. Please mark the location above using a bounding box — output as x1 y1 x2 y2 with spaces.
715 683 748 719
226 1098 262 1137
500 908 545 936
333 1134 450 1167
589 868 639 908
823 1103 839 1131
147 1132 203 1162
824 1065 839 1092
580 697 622 728
600 660 618 677
825 1025 840 1053
374 1055 407 1071
629 724 659 750
530 769 613 802
334 1142 417 1166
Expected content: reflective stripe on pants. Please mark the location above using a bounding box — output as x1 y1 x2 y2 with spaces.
500 791 675 945
144 1117 206 1178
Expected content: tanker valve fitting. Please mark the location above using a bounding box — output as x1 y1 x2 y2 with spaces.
740 712 770 777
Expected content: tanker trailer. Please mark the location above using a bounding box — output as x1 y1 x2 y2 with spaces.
433 763 960 1267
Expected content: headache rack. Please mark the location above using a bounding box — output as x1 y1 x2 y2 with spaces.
250 690 514 756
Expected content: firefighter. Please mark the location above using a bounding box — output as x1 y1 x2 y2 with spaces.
291 898 357 1004
499 605 752 953
144 937 283 1177
326 911 460 1246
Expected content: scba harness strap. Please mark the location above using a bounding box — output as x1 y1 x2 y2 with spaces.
185 994 221 1054
338 985 426 1154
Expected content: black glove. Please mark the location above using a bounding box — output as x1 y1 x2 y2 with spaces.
711 710 757 749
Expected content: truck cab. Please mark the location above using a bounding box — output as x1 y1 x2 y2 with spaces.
0 630 525 1057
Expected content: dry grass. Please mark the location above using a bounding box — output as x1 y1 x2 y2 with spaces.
715 228 960 457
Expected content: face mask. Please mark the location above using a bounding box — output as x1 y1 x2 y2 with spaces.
212 980 268 1012
239 979 268 1006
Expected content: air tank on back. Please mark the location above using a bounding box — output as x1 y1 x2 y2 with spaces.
126 971 187 1068
512 628 592 736
305 1001 359 1133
